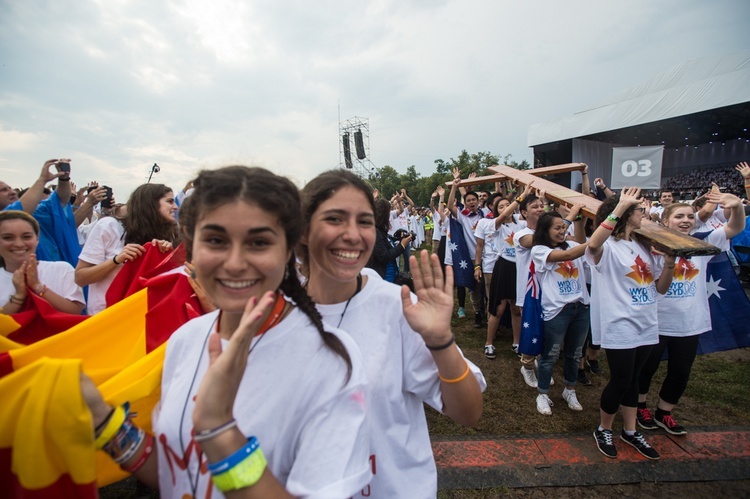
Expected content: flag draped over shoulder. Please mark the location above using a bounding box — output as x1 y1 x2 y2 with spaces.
0 244 206 496
448 216 476 291
519 262 544 356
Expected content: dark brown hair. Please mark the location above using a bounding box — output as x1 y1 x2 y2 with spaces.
180 166 352 379
123 184 179 245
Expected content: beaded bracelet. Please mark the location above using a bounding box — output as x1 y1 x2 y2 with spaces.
438 361 471 384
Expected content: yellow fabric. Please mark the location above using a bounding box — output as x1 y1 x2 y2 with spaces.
5 290 148 385
0 289 167 488
95 341 166 486
0 334 22 352
0 313 21 338
0 358 97 489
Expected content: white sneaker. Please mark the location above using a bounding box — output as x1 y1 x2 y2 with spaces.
521 366 538 388
536 394 553 415
562 388 583 411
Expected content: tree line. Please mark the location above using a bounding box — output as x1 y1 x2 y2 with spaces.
366 150 530 207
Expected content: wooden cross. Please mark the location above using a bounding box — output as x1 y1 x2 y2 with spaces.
446 163 719 257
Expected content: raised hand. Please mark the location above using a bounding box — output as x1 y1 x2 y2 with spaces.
192 291 276 431
436 185 445 196
24 254 42 292
617 186 642 208
736 162 750 180
451 167 461 180
705 191 741 209
401 250 454 346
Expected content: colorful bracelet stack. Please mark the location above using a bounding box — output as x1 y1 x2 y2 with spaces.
95 402 154 473
208 436 268 492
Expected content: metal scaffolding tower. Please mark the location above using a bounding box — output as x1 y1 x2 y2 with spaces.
339 116 377 180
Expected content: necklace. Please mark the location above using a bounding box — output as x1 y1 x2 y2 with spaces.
337 274 362 329
176 292 287 497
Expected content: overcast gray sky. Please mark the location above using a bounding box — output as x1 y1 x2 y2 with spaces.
1 0 748 198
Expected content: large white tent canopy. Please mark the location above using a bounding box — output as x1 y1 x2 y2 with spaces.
528 51 750 147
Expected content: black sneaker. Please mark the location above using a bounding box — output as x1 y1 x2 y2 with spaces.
655 413 687 435
473 312 483 329
577 369 592 386
637 407 659 430
586 358 601 374
593 429 617 458
620 430 660 460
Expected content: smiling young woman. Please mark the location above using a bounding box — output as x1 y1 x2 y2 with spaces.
637 193 745 436
300 169 485 499
80 166 371 498
0 210 84 315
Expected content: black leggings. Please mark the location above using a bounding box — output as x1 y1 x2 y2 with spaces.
601 345 653 414
638 334 700 405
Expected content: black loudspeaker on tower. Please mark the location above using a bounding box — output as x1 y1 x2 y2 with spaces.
342 133 353 169
354 129 366 160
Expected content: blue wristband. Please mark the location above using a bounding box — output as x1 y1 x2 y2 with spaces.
207 436 260 475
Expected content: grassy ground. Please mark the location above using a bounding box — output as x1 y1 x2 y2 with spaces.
427 308 750 436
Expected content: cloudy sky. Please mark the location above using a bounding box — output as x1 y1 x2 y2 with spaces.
1 0 747 198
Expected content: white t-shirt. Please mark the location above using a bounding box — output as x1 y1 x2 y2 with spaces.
585 238 665 349
693 206 728 234
496 217 526 263
531 242 590 321
77 217 125 315
513 227 536 307
432 210 447 241
153 307 371 499
454 207 482 257
316 268 486 499
0 260 85 308
389 208 409 236
474 218 502 273
656 228 730 337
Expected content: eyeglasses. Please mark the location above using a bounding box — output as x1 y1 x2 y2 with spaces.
638 208 647 214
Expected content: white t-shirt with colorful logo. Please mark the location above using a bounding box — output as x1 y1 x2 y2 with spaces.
656 227 730 337
513 227 536 307
585 238 665 349
532 241 590 321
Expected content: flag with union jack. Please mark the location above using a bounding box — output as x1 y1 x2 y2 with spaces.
519 261 544 356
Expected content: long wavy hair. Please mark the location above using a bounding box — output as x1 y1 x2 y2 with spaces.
180 166 352 379
594 194 638 241
122 184 179 245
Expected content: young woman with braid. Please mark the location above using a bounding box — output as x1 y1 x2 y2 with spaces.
300 169 485 499
586 187 676 460
637 192 745 435
80 166 371 498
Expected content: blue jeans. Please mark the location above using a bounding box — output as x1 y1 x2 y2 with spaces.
537 301 590 394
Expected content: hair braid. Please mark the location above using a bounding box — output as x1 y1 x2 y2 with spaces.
279 260 353 382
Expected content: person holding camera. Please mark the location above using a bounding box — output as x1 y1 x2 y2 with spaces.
1 159 83 268
367 198 412 281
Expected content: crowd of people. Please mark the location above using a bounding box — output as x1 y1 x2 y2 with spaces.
1 157 747 495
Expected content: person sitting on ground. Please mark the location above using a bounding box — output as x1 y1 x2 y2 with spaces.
0 210 84 315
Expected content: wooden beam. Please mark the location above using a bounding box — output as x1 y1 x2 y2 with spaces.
487 165 720 257
445 163 587 187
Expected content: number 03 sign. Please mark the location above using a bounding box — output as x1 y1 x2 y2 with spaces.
610 145 664 189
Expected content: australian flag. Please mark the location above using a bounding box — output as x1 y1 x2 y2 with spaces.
693 231 750 354
448 216 476 291
519 261 544 356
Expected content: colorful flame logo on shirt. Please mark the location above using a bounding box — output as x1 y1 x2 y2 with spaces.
625 255 655 285
673 257 700 281
505 232 515 246
554 260 579 279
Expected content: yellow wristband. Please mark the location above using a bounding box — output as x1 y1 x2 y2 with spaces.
212 447 267 492
95 405 126 450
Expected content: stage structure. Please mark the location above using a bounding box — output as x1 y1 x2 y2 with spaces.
339 116 377 180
